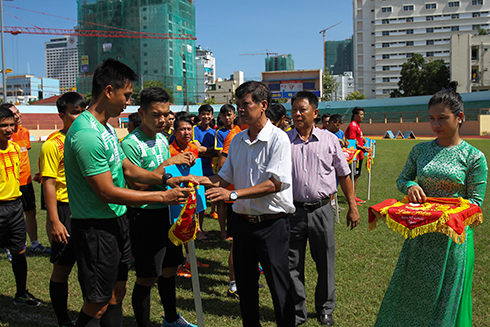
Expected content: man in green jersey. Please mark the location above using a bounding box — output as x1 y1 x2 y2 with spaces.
121 87 197 327
64 59 195 327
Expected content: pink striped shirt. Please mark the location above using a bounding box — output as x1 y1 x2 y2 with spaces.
287 127 351 203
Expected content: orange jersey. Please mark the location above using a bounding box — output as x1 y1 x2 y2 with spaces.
10 125 32 185
222 125 245 155
169 140 199 159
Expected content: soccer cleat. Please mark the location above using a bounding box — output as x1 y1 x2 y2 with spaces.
162 313 197 327
226 289 239 300
31 243 51 254
13 290 41 307
6 249 12 262
176 265 191 278
210 212 218 219
355 197 366 204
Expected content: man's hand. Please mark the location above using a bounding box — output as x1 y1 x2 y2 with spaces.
407 185 427 203
162 187 194 205
48 219 70 244
166 175 200 189
346 207 360 230
33 172 41 183
205 187 231 202
165 152 196 167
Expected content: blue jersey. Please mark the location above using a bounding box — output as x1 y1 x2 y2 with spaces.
215 127 231 150
192 125 215 176
334 129 344 141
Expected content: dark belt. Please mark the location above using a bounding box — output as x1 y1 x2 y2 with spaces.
294 198 330 212
238 212 287 223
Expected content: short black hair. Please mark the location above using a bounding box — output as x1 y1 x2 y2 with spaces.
329 114 343 124
0 103 14 111
92 58 137 99
0 107 14 121
291 91 319 109
174 111 193 130
266 104 286 123
189 114 199 125
198 104 213 115
56 92 87 114
219 104 235 115
140 87 170 111
128 112 141 128
235 81 271 108
351 106 364 121
321 113 331 121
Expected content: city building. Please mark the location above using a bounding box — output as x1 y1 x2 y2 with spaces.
76 0 197 105
333 71 355 100
325 37 354 75
261 69 323 100
353 0 490 99
196 45 215 102
450 33 490 92
206 71 243 104
45 36 79 93
265 54 294 71
0 75 60 104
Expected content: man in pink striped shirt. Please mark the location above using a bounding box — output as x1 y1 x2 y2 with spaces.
287 91 360 326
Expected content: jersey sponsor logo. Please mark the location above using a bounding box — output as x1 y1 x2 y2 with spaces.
148 160 156 168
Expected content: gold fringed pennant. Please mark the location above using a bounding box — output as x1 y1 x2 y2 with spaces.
168 182 198 246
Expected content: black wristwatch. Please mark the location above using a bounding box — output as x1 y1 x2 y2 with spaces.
162 173 173 186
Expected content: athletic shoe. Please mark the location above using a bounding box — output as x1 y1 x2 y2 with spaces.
185 261 209 269
210 212 218 219
355 197 366 204
31 244 51 254
13 290 41 307
176 265 191 278
6 249 12 262
162 313 197 327
226 289 239 300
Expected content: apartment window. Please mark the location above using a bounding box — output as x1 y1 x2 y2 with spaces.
452 26 459 31
403 5 414 11
427 27 434 33
427 52 434 57
427 40 435 45
452 14 459 19
383 78 390 82
382 43 390 47
427 16 434 21
383 54 390 59
472 0 483 5
382 31 390 36
382 19 390 24
407 29 414 34
473 12 481 17
448 1 460 7
382 7 392 13
426 3 437 9
383 66 390 71
406 17 414 22
473 24 482 30
407 41 414 46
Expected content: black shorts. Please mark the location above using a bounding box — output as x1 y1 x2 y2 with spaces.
128 207 184 278
354 158 363 179
50 202 76 267
72 215 130 304
0 199 26 252
19 183 36 212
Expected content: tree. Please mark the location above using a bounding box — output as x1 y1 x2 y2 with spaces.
84 92 92 104
322 70 340 101
131 80 175 105
394 53 449 97
203 98 216 105
345 91 366 100
477 27 489 35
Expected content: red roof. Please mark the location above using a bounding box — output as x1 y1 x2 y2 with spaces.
30 95 62 105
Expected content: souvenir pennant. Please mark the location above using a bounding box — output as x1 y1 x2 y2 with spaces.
369 196 482 244
342 148 361 165
366 149 373 173
168 182 198 246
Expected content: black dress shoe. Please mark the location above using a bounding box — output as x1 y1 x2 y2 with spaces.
319 313 334 326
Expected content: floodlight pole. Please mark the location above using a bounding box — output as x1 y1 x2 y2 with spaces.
1 0 7 102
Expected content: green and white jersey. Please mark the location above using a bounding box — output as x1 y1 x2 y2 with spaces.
121 127 170 209
64 110 127 219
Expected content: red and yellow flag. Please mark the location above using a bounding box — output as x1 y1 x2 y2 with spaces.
168 183 198 246
369 197 482 244
342 148 361 165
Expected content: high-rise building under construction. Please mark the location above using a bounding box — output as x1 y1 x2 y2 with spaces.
76 0 197 105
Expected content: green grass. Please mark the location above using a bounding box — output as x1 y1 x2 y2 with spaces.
0 139 489 326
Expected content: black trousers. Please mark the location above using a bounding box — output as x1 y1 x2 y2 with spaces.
232 213 295 327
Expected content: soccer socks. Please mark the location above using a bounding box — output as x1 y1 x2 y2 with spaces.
75 310 100 327
132 283 152 327
99 303 122 327
11 252 27 297
50 280 71 326
158 276 178 323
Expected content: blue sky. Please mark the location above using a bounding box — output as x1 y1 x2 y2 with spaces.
1 0 353 81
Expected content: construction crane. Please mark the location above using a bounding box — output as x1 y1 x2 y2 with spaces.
319 22 341 71
240 49 278 58
3 26 196 40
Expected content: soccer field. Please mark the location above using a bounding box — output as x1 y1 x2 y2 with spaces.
0 139 489 327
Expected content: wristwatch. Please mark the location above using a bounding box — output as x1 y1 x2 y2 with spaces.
229 191 238 201
162 173 173 186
